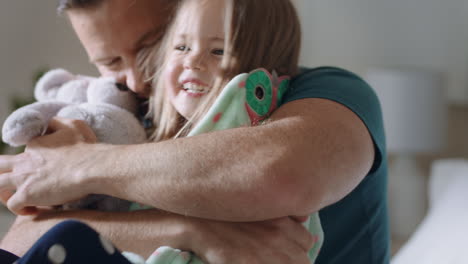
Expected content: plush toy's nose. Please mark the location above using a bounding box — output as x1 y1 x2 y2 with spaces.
116 83 130 92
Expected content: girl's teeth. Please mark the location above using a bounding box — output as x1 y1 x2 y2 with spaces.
183 83 209 93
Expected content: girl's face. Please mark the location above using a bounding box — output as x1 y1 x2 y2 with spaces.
163 0 226 119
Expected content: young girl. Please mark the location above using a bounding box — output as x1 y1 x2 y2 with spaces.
142 0 323 263
148 0 302 140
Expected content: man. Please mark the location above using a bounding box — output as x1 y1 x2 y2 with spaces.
0 0 390 263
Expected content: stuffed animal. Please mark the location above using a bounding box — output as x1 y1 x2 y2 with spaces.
1 68 147 211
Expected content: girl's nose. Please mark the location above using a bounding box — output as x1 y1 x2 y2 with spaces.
184 52 206 71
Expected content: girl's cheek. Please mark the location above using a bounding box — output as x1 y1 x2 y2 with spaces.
166 58 183 77
163 63 181 94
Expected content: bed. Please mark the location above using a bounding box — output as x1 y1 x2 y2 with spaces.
391 159 468 264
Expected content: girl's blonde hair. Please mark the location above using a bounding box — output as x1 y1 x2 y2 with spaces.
148 0 301 141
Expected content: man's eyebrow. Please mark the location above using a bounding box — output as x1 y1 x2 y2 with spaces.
90 56 111 64
90 55 117 64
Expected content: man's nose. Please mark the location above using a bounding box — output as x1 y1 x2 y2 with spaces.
117 69 149 98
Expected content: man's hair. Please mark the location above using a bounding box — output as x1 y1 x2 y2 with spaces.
57 0 104 14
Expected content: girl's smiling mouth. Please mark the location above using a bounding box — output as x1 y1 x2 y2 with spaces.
181 79 210 96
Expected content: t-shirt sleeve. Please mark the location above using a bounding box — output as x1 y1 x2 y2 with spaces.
282 67 386 173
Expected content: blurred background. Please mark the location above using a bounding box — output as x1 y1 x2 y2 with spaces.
294 0 468 256
1 0 468 259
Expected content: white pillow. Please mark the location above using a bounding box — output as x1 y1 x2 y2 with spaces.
428 159 468 209
391 159 468 264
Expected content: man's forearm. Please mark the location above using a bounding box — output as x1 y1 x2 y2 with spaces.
1 215 58 257
0 210 190 257
93 99 373 222
0 210 314 264
105 125 288 221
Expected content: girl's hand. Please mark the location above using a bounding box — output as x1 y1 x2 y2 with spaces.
188 216 315 264
0 117 98 215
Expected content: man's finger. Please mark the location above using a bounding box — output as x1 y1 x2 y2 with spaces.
0 172 15 193
48 117 97 143
278 217 315 252
0 189 14 205
290 215 309 223
5 186 40 215
0 172 16 206
0 155 15 173
46 117 77 132
7 190 28 215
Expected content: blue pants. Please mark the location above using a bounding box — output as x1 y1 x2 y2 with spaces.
0 220 132 264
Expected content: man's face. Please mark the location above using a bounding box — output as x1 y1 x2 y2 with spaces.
68 0 167 98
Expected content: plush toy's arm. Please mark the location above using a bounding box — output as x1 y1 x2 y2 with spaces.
2 101 70 147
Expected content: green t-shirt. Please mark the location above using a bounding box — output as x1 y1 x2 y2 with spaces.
284 67 390 264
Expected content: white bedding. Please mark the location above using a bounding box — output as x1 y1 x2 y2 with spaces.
391 159 468 264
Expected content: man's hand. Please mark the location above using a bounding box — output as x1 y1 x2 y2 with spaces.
189 217 314 264
0 118 98 215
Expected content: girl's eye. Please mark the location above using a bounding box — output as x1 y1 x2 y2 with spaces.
212 49 224 56
175 45 189 52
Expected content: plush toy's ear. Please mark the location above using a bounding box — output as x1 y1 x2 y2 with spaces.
35 68 98 104
55 79 91 104
34 68 75 101
87 77 138 113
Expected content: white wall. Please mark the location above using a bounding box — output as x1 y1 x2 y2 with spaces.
0 1 96 124
296 0 468 104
